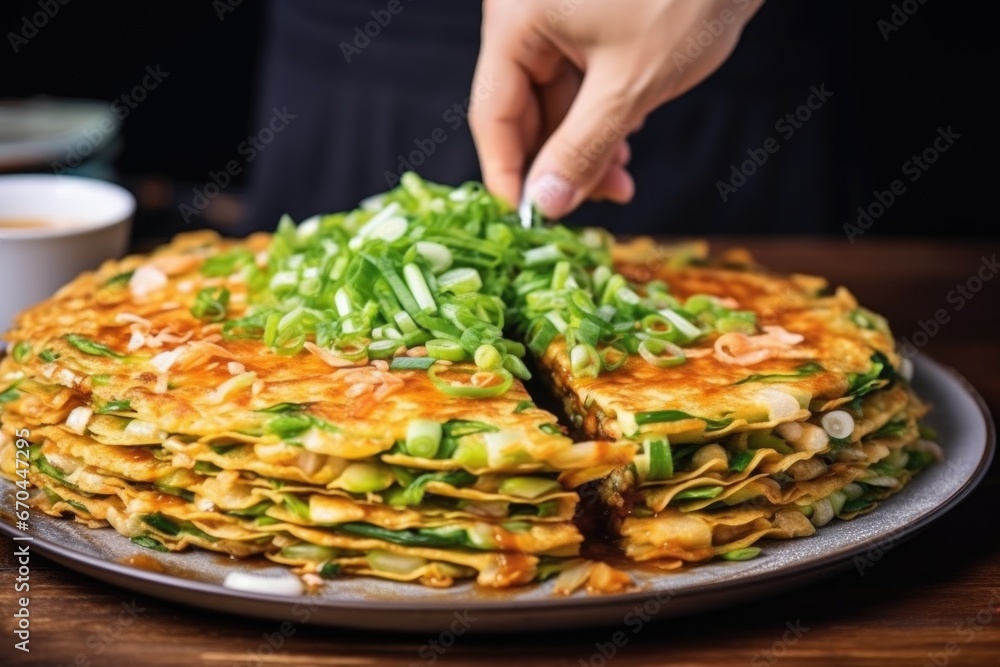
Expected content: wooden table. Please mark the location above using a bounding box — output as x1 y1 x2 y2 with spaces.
3 236 998 667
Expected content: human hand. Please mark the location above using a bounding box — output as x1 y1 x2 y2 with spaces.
469 0 765 218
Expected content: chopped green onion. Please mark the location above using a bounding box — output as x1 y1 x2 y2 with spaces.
368 339 400 359
513 400 535 414
104 270 135 286
0 383 20 403
524 244 565 266
501 354 531 380
428 365 513 398
142 513 181 536
201 248 253 277
474 344 502 370
282 493 311 521
728 450 755 473
415 241 453 274
570 343 601 379
337 462 394 493
426 339 466 361
191 287 230 322
659 309 702 342
11 341 31 363
498 476 562 499
366 550 427 574
319 562 342 578
403 263 436 312
526 318 558 357
227 500 273 517
193 461 222 474
131 535 168 552
39 349 60 363
279 544 339 561
734 362 823 385
646 439 673 480
634 410 734 431
437 267 482 294
390 357 436 371
637 338 685 368
673 485 723 501
720 547 762 561
405 419 443 459
64 334 123 358
820 410 855 440
599 345 628 372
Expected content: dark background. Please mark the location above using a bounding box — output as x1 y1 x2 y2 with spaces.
1 0 994 241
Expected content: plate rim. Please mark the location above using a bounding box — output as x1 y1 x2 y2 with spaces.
1 350 994 617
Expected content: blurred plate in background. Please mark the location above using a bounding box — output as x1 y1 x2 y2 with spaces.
0 98 120 177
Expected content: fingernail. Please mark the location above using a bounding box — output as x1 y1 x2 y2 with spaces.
527 173 576 218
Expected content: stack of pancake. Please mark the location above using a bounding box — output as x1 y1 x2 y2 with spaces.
543 239 936 567
0 175 938 591
0 231 632 589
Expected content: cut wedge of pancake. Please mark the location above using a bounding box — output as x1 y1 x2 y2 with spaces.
540 238 937 565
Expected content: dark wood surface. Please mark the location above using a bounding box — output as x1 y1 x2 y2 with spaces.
3 236 998 667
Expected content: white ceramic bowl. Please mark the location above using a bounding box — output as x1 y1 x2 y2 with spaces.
0 174 134 331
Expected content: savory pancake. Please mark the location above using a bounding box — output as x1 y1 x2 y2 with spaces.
0 173 938 592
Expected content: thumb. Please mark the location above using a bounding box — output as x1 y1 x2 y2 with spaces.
525 66 635 218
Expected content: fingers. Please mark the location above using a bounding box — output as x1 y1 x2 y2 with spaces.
470 3 564 208
525 62 638 218
468 53 534 209
589 141 634 203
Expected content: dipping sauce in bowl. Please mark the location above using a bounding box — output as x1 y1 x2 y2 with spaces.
0 218 79 229
0 175 135 331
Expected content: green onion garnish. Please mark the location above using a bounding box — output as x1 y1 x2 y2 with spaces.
405 419 443 459
390 357 436 371
720 547 762 561
64 334 123 358
646 439 673 480
426 339 466 361
634 410 734 431
428 365 513 398
11 341 31 363
190 286 231 322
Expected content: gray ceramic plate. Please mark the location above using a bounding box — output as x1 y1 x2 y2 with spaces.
1 352 994 632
